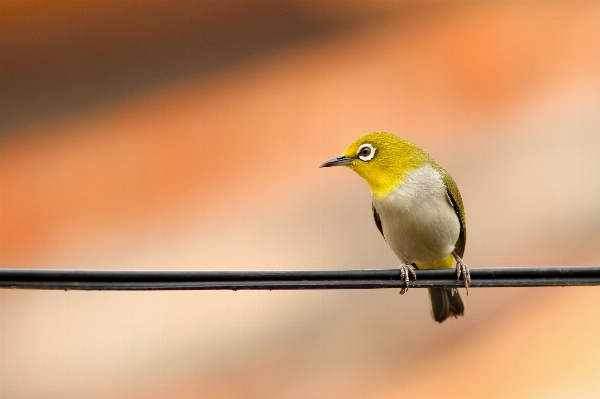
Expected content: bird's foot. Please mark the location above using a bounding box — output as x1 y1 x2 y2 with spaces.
398 263 417 295
452 251 471 295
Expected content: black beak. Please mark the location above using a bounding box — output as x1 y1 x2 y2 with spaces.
320 156 353 168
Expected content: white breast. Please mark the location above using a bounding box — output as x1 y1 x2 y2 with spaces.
372 164 460 265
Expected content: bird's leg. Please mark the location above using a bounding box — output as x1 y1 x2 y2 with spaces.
398 263 417 295
452 251 471 295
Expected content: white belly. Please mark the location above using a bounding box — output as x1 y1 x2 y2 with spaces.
373 165 460 265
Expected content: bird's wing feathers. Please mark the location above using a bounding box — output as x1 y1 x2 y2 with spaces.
372 203 385 240
439 169 466 258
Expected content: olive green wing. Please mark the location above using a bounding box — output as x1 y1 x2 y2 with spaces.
439 168 466 258
372 203 385 240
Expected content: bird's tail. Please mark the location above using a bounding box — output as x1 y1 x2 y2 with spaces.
428 287 464 323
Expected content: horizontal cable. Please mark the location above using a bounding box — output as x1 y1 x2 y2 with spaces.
0 266 599 291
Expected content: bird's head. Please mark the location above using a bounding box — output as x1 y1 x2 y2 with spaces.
320 132 429 198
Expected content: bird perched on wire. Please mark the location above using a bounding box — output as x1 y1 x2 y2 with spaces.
321 132 470 322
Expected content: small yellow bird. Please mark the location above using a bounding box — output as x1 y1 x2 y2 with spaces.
321 132 470 322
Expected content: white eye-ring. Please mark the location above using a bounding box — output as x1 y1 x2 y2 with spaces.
357 143 376 161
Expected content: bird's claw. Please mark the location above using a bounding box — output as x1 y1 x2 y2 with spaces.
453 252 471 295
398 264 417 295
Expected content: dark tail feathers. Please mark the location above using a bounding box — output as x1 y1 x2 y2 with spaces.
428 288 464 323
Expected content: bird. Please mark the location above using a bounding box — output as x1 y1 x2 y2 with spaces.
320 132 470 322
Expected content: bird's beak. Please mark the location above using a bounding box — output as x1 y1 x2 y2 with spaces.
320 156 353 168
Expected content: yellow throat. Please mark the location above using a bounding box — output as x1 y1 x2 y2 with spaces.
335 132 433 198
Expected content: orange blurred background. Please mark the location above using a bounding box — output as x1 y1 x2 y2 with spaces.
2 1 600 398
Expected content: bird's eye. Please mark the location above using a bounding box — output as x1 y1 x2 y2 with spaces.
357 144 376 161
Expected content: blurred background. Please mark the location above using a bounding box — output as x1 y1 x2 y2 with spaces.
1 1 600 398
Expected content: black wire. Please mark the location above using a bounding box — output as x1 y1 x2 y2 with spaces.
1 266 600 291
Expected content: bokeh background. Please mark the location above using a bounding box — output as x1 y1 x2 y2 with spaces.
2 1 600 398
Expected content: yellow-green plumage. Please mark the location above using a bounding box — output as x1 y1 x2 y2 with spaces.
437 167 466 259
342 132 430 198
322 132 468 322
